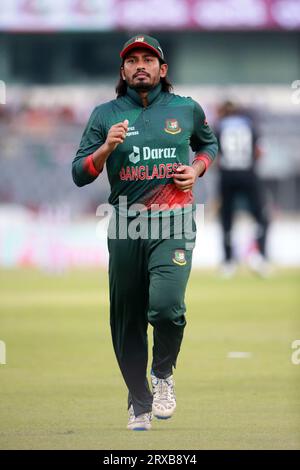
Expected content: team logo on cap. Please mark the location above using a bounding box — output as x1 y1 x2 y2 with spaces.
135 36 144 42
173 249 186 266
165 119 181 135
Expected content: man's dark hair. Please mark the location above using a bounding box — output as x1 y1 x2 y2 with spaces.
115 62 173 97
217 101 238 118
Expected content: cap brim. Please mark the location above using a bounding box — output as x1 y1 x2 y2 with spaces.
120 42 163 60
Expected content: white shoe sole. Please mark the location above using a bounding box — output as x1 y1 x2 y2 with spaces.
127 424 152 431
152 405 176 420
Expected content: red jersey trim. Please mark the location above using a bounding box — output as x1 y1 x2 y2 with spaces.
83 154 101 177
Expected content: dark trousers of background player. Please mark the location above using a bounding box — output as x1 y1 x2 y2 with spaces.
107 212 196 417
219 170 269 262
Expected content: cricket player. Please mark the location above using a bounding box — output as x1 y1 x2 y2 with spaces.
72 35 218 430
215 101 269 277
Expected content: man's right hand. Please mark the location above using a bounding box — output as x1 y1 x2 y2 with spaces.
91 119 128 173
104 119 129 153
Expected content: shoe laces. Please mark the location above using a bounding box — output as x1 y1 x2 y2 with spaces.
153 377 175 402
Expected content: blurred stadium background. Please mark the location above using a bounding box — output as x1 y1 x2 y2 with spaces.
0 0 300 450
0 0 300 269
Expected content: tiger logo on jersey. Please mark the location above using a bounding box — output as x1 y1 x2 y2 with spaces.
165 119 181 135
172 249 186 266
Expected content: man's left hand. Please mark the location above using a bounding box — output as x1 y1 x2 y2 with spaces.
173 165 197 192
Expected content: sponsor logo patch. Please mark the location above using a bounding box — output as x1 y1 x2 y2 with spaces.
128 146 141 164
128 146 177 164
126 126 139 137
172 249 186 266
165 119 181 135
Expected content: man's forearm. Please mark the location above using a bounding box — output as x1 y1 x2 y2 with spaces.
92 143 112 173
192 159 206 178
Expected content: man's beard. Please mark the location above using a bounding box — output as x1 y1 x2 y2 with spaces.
128 81 155 92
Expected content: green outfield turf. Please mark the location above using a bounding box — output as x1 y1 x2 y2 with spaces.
0 268 299 450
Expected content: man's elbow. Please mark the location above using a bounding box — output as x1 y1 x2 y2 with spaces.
211 139 219 160
72 166 86 187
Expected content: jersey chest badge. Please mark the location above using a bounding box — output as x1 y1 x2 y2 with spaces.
165 119 181 135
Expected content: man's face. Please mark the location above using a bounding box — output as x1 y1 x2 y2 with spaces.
121 48 168 91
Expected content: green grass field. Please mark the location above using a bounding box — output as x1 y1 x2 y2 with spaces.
0 268 299 450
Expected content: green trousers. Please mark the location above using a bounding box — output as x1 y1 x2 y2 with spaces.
107 212 196 416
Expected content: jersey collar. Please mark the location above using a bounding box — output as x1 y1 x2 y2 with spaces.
126 83 162 107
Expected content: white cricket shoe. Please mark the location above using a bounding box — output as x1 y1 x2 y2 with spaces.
151 373 176 419
247 252 272 278
127 405 152 431
219 261 237 279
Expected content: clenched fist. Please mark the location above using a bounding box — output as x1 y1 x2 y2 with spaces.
173 165 197 191
104 119 129 153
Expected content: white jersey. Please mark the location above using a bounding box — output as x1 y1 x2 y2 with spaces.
217 115 256 171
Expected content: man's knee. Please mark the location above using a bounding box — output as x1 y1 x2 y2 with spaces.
148 293 186 326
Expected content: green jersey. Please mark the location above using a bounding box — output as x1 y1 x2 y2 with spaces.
72 83 218 216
